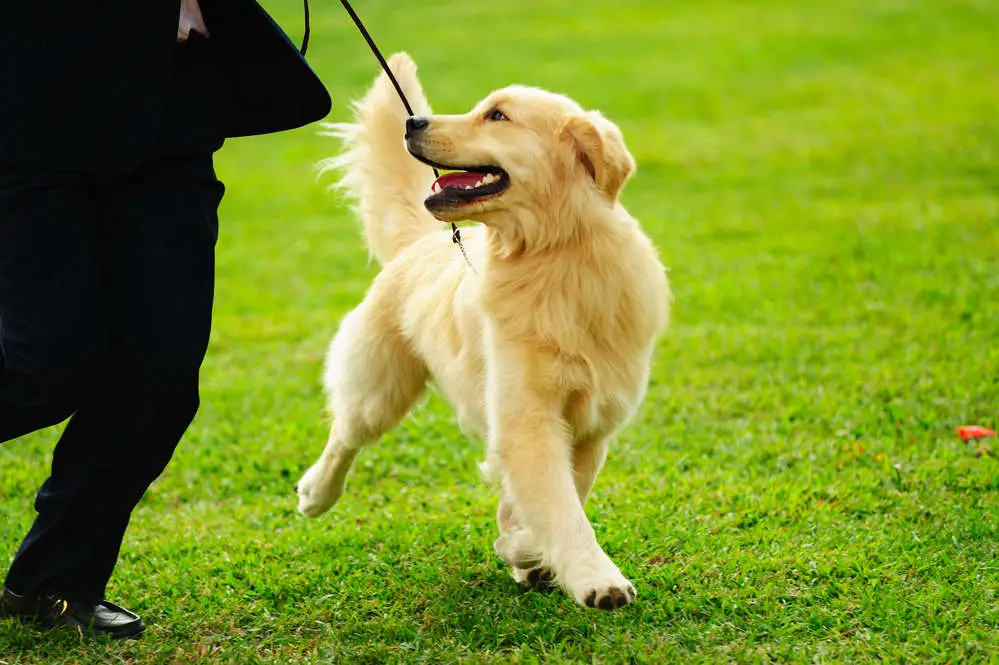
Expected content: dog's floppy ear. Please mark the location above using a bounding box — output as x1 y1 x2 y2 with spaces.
559 111 636 201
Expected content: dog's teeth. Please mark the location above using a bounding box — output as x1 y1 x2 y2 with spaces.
465 185 473 190
432 182 441 193
474 179 485 188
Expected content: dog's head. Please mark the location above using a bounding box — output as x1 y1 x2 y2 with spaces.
405 86 635 253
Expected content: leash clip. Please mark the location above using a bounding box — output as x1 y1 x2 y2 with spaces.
451 224 477 274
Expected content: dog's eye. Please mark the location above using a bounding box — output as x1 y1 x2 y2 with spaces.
486 108 509 122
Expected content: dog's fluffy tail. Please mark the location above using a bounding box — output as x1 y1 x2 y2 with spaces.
319 52 438 265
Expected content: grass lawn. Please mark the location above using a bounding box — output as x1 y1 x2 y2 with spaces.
2 0 999 662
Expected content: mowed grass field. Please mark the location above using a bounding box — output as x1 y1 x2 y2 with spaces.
3 0 999 662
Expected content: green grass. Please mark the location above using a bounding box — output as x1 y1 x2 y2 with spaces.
3 0 999 662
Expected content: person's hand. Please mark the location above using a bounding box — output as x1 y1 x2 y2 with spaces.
177 0 209 43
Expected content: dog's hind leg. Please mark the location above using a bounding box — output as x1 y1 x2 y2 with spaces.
494 482 544 583
571 436 610 505
297 302 429 518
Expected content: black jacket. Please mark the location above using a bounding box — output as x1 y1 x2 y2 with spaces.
0 0 332 172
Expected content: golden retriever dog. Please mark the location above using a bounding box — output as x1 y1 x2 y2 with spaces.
296 52 670 610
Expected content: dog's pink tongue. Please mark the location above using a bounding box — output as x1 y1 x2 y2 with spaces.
433 171 480 191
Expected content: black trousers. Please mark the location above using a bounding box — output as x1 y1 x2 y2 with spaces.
0 154 224 601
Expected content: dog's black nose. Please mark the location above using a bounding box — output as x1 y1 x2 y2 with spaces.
406 116 429 136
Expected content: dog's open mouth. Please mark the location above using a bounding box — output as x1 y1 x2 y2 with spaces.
429 168 509 206
409 152 509 209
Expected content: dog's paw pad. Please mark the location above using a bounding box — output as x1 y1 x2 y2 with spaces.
519 567 556 592
583 584 635 610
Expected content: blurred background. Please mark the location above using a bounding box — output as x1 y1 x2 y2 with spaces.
2 0 997 661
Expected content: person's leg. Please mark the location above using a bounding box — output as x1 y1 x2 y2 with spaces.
3 155 223 602
74 153 223 597
0 165 118 598
0 169 107 443
0 168 132 623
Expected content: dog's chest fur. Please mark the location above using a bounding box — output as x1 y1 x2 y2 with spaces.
477 237 666 442
394 221 668 446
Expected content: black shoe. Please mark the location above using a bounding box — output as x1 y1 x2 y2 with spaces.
0 587 145 639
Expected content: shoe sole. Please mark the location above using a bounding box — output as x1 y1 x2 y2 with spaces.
3 612 145 639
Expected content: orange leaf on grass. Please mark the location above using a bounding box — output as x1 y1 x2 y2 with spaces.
957 426 997 441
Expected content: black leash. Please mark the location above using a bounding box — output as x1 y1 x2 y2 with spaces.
330 0 476 271
337 0 425 125
300 0 310 56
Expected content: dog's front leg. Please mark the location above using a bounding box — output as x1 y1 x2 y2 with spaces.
488 405 635 610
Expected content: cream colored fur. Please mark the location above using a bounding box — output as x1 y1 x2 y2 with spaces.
297 53 670 610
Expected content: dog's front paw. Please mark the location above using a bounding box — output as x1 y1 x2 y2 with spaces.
295 462 342 518
566 560 636 611
581 581 636 610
